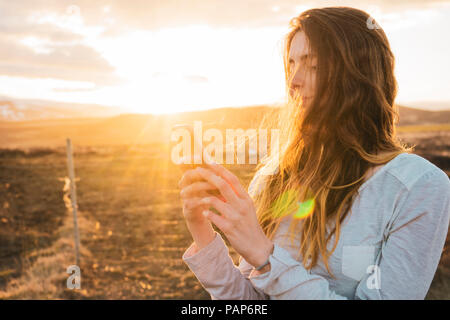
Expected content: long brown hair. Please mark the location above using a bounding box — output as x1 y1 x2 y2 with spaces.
252 7 414 278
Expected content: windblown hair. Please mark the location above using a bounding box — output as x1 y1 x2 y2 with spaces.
252 7 414 278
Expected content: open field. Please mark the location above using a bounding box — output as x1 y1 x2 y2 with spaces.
0 123 449 299
0 143 256 299
397 124 450 133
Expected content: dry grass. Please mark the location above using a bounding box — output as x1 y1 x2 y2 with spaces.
0 211 93 299
0 127 448 299
397 123 450 133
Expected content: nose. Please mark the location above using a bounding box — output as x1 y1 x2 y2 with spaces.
289 69 305 93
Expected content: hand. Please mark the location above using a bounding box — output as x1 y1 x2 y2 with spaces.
179 167 218 224
178 167 219 250
193 163 274 269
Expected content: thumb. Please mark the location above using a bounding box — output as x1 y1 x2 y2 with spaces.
202 210 229 231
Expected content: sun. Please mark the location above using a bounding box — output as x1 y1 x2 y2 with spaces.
88 25 286 114
88 26 215 113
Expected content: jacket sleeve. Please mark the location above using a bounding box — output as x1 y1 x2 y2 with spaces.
181 168 271 300
182 232 269 300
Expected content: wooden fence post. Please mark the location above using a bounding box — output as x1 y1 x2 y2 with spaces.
66 138 81 266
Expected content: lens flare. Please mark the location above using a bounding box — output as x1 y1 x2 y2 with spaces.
270 189 315 220
293 197 315 219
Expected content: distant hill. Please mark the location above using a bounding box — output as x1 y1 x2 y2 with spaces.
1 95 449 124
0 96 126 121
1 101 449 148
0 105 274 148
395 105 450 125
402 101 450 111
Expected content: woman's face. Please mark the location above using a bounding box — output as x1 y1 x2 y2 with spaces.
288 31 317 106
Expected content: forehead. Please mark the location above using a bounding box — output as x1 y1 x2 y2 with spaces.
288 31 311 59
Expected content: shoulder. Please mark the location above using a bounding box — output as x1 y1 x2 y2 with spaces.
384 153 449 192
384 153 450 228
366 154 450 242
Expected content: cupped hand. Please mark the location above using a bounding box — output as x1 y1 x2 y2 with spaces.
179 168 218 224
192 163 274 269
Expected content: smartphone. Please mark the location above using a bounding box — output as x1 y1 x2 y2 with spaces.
172 123 214 171
172 123 222 200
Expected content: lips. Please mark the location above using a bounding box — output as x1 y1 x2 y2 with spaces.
289 90 311 101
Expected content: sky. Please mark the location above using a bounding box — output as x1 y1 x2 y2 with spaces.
1 0 450 114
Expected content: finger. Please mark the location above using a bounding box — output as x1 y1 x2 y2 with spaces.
205 162 248 199
184 190 214 199
180 181 217 199
182 197 208 210
204 189 227 201
178 168 205 189
202 209 231 232
200 196 237 220
195 167 240 205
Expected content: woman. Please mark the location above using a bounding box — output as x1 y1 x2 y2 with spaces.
178 7 450 299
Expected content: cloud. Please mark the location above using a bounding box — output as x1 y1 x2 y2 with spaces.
0 35 121 85
52 87 98 92
184 75 209 83
151 72 209 84
0 1 121 85
0 20 84 43
0 0 447 86
63 0 450 31
5 1 447 37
